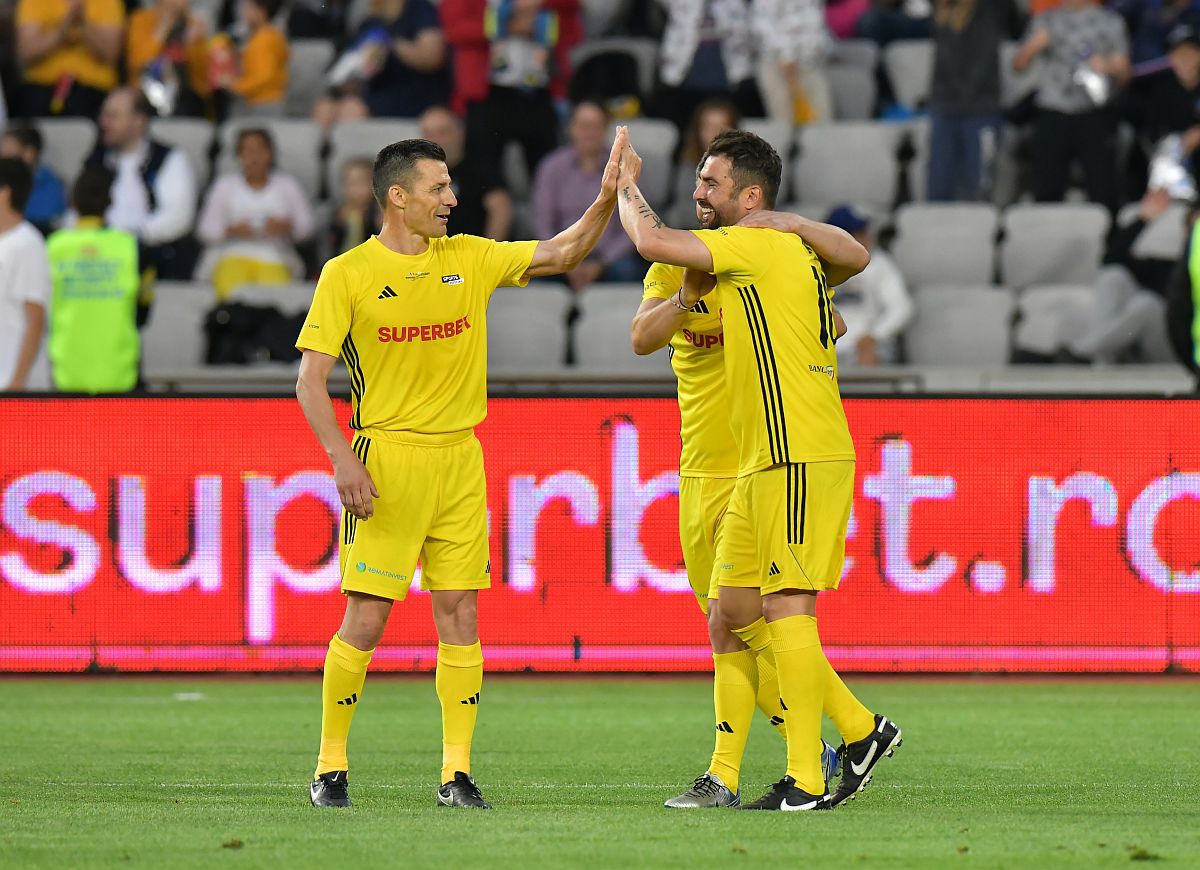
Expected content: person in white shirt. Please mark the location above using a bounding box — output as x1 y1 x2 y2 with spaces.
196 127 315 301
824 204 914 367
0 158 52 391
84 87 198 279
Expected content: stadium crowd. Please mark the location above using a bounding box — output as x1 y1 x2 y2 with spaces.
0 0 1199 392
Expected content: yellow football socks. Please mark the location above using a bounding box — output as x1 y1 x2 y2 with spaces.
315 633 374 777
823 653 876 745
731 617 787 738
769 614 827 794
436 640 484 785
708 648 758 791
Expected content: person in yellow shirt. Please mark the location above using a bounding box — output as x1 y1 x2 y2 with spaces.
297 129 628 810
217 0 289 116
15 0 125 118
125 0 211 117
633 207 865 809
616 127 904 811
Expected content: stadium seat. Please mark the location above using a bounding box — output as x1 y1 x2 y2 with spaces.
227 282 316 317
574 285 673 375
830 38 880 71
827 64 877 121
891 203 999 287
487 284 573 373
503 142 532 202
741 117 794 200
286 40 336 117
1119 201 1190 261
792 122 905 212
150 118 215 185
142 281 214 376
906 116 930 202
328 119 422 196
218 119 324 201
883 39 934 109
569 37 660 101
1013 284 1095 357
1000 203 1111 290
34 117 97 186
625 117 678 161
904 285 1014 365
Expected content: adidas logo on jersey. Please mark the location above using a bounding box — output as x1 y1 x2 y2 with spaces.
691 299 710 314
769 562 781 576
378 286 398 299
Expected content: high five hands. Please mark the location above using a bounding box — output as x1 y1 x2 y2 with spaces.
601 126 643 200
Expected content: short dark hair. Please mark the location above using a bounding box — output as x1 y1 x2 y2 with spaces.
700 129 782 209
72 166 114 218
2 125 43 157
236 127 275 158
0 157 33 214
372 139 447 208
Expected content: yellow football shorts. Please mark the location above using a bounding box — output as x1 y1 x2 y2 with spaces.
714 460 855 595
338 429 491 601
679 475 759 610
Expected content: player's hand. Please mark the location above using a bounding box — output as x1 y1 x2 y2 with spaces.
680 268 716 307
737 209 799 234
857 335 880 367
334 451 379 520
600 126 627 200
1140 187 1171 220
618 134 643 185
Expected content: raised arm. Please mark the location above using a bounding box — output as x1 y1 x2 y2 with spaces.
738 209 870 286
616 137 714 272
522 128 624 278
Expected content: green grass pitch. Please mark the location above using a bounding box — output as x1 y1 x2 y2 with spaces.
2 676 1198 868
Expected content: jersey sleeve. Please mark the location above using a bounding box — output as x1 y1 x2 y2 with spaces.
642 261 683 301
690 227 748 280
296 259 353 356
476 237 539 292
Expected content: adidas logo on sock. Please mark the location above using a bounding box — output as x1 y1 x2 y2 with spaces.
460 692 480 706
377 286 398 300
769 562 781 576
715 720 735 733
336 693 358 706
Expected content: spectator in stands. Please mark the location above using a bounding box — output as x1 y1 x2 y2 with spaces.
532 101 640 290
753 0 832 125
826 0 871 39
196 128 314 301
215 0 288 117
125 0 211 118
314 0 448 128
856 0 932 45
15 0 125 118
1013 0 1131 212
46 167 148 393
419 105 512 240
669 97 739 224
1112 0 1200 65
824 205 914 367
444 0 581 185
927 0 1023 201
326 157 381 257
0 126 67 234
652 0 760 131
1166 197 1200 383
85 87 198 280
1142 17 1200 152
0 158 52 391
1065 187 1178 362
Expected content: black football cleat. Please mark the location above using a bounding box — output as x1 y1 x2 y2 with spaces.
310 770 351 808
436 771 491 809
830 714 903 808
740 775 830 811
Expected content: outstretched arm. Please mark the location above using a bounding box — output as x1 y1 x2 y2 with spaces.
738 210 869 287
522 128 625 278
616 137 714 272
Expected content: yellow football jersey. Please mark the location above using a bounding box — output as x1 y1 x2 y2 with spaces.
297 234 537 434
693 226 856 475
642 262 739 478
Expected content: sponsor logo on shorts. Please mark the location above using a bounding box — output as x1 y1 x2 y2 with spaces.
441 274 464 285
355 562 407 582
378 316 471 343
808 363 836 380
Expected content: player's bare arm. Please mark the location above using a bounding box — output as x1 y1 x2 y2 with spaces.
737 210 870 287
296 349 380 520
522 127 626 279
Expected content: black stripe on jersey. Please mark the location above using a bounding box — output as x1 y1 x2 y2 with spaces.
342 336 367 430
787 464 796 545
736 286 782 464
813 265 830 349
746 285 790 461
797 463 807 545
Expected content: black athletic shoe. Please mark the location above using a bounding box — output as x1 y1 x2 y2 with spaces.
740 776 830 811
310 771 351 808
830 714 903 808
436 771 491 809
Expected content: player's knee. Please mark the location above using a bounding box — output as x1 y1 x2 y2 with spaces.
708 603 746 653
339 595 391 650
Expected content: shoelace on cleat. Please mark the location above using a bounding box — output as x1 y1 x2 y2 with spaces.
689 774 722 797
457 775 484 801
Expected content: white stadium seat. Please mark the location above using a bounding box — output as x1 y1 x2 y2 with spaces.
142 282 214 376
328 119 422 197
34 117 97 185
1013 284 1095 356
574 285 672 375
793 122 905 212
286 40 337 117
883 39 934 109
905 285 1014 365
828 64 877 121
151 118 214 185
487 284 574 374
891 203 999 287
1000 203 1111 290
